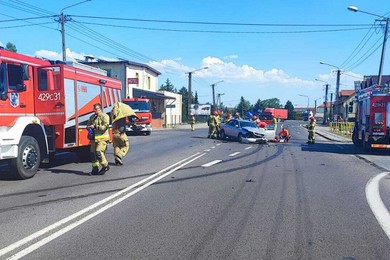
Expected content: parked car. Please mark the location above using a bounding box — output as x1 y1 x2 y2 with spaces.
219 119 271 143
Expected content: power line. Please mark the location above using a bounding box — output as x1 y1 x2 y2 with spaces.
70 14 375 27
69 20 378 34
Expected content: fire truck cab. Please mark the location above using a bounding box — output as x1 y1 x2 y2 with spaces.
0 49 122 179
352 84 390 151
122 97 152 135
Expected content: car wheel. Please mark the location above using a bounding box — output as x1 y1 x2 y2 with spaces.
238 133 243 143
220 130 226 140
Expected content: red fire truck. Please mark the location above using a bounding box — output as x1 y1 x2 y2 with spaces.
122 97 152 135
352 84 390 150
0 48 122 179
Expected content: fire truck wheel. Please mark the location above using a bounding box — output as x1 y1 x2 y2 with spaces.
10 136 41 179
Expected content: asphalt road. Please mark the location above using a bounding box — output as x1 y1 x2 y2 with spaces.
0 121 389 259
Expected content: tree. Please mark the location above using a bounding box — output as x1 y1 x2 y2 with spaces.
259 98 281 109
284 100 296 120
6 42 17 52
253 99 264 113
159 78 176 92
194 91 199 104
235 96 252 118
178 87 188 116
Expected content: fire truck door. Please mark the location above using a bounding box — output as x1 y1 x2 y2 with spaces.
34 66 65 125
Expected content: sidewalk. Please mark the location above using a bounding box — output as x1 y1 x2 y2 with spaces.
315 124 352 142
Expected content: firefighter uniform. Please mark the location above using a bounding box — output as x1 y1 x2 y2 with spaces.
307 117 316 144
111 102 137 166
190 114 196 131
88 104 110 175
208 114 217 139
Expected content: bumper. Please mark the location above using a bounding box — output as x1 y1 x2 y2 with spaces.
126 124 152 133
241 137 267 144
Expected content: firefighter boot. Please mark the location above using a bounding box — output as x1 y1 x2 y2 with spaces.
98 165 110 175
89 166 99 176
115 156 123 166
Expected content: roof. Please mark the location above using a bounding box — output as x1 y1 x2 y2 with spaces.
339 90 355 97
318 102 333 108
133 88 175 100
358 75 390 89
83 59 161 75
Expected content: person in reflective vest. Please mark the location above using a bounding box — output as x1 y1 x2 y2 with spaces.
111 102 138 166
307 116 316 144
190 113 196 131
208 111 219 139
87 103 110 175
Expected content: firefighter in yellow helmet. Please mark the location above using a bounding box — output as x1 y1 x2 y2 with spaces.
189 113 196 131
87 103 110 175
307 116 316 144
111 102 138 166
208 110 219 139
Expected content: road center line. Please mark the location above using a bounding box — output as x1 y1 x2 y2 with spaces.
229 152 241 157
245 146 253 150
0 152 206 259
202 160 222 167
366 172 390 240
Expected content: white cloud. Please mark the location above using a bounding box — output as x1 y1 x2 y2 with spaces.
223 54 238 60
34 48 120 62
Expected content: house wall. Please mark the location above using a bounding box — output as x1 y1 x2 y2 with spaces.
160 91 182 127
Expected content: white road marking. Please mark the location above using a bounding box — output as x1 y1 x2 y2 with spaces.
1 152 206 260
204 149 211 152
211 146 216 149
202 160 222 167
366 172 390 240
229 152 241 157
245 146 253 150
216 143 221 146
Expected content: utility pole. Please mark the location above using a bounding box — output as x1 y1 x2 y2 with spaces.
187 71 192 118
378 18 389 86
323 83 329 124
210 80 223 110
60 12 68 62
335 69 341 117
59 0 91 62
330 93 333 121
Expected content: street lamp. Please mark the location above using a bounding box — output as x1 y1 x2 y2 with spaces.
298 94 309 113
320 61 342 117
316 78 331 124
210 80 223 110
186 67 208 118
314 97 322 114
216 93 225 110
59 0 91 61
348 6 389 86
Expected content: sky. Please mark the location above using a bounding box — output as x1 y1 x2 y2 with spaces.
1 0 390 108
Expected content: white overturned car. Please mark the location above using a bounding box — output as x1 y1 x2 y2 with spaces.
219 119 274 144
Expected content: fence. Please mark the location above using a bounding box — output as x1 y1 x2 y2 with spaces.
329 122 354 137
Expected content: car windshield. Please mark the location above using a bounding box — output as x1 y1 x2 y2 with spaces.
240 121 257 128
124 101 150 112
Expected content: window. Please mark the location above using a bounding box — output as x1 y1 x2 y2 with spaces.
374 113 383 124
148 76 151 90
37 68 48 91
7 64 24 90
